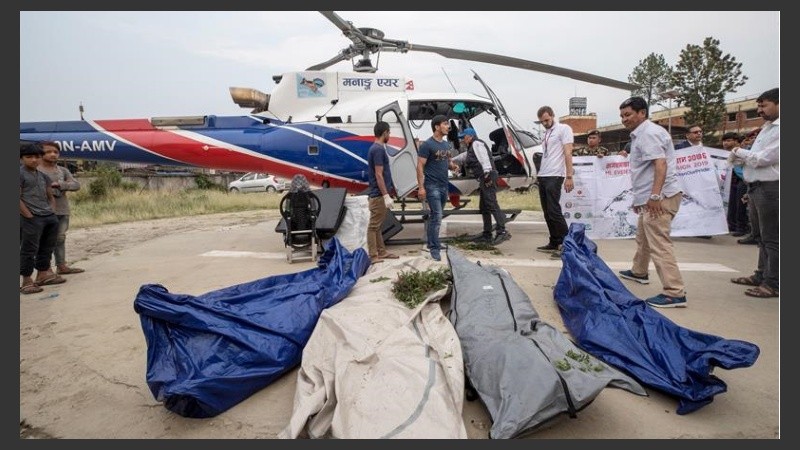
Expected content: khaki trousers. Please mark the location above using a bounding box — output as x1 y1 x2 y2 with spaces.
631 193 686 298
367 196 388 259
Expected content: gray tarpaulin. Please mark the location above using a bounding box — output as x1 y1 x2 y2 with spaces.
446 247 647 438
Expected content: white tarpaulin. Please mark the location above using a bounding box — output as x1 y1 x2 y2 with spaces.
329 195 369 252
279 257 468 439
562 147 730 239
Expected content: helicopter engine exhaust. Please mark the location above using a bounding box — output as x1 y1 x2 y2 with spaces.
229 87 270 114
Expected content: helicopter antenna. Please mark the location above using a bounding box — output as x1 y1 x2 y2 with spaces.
441 67 457 93
79 102 84 120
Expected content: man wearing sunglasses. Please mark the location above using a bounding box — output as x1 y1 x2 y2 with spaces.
674 124 712 239
674 125 703 149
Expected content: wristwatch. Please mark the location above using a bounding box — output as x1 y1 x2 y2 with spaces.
649 194 663 202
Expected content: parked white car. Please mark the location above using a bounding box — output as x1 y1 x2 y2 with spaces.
228 172 289 193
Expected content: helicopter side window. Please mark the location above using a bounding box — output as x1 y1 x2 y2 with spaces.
308 145 319 156
489 128 507 156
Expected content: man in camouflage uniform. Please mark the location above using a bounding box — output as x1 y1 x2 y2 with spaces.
573 129 609 157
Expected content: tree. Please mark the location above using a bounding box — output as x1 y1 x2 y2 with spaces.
628 53 674 109
672 37 748 145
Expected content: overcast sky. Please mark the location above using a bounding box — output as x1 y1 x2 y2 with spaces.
20 11 779 131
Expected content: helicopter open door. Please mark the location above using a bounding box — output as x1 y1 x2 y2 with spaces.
472 70 537 179
376 102 418 199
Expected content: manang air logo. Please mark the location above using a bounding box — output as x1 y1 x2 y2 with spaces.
297 75 326 97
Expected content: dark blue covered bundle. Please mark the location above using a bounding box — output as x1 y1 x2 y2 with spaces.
133 238 370 418
553 223 760 415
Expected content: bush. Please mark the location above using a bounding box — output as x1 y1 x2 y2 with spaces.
194 173 225 191
88 179 108 199
95 164 122 188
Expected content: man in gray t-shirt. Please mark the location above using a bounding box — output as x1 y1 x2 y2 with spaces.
617 97 685 309
20 142 65 294
416 115 458 261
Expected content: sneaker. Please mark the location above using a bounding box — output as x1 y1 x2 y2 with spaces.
492 231 511 245
536 243 560 253
430 251 442 261
618 269 650 284
549 246 563 260
645 293 687 308
730 230 748 237
737 236 758 245
472 234 492 244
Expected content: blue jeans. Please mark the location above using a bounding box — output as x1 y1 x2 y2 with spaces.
425 183 448 254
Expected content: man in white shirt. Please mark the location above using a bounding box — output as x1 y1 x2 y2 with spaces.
534 106 574 254
617 96 686 308
727 88 779 298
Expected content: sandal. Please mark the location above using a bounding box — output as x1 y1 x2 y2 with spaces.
378 253 400 259
57 267 85 275
731 275 761 286
745 285 779 298
20 283 43 295
36 275 67 286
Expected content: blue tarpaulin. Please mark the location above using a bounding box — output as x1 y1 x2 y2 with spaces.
133 237 370 418
553 224 760 414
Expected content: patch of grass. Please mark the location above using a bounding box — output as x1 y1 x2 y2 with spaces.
70 188 282 228
392 267 451 309
67 181 541 229
448 234 503 255
554 349 606 373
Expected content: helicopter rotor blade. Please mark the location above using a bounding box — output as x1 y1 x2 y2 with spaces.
315 12 637 91
408 43 637 91
306 50 353 71
319 11 368 47
319 11 355 34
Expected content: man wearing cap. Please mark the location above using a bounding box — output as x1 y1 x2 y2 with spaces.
416 115 459 261
573 129 610 157
451 128 510 245
535 106 574 255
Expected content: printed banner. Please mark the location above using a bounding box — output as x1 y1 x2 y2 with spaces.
562 147 731 239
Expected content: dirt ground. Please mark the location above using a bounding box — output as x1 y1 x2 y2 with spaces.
19 209 779 439
64 210 276 266
19 210 276 439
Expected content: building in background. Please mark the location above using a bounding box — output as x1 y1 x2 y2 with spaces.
560 94 766 152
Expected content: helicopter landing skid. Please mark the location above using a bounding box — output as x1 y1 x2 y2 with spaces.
383 202 521 246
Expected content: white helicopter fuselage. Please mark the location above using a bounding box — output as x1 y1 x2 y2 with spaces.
258 70 539 197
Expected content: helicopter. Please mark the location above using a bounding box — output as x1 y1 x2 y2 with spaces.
20 11 637 207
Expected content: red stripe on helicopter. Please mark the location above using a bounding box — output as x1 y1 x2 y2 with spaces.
92 119 368 193
93 119 274 170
